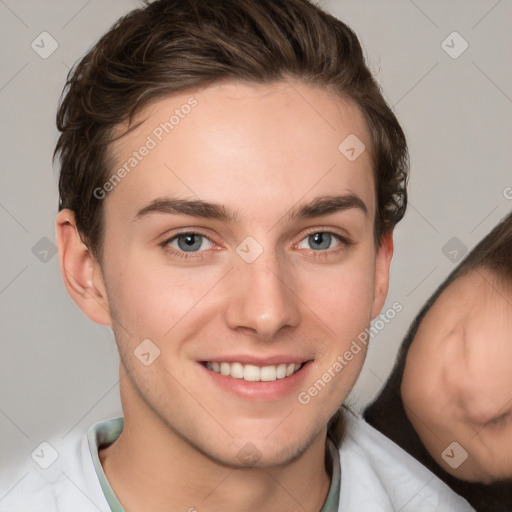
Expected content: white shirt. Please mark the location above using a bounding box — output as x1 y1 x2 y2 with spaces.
0 412 475 511
338 412 474 511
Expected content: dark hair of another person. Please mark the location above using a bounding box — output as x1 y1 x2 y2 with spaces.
364 210 512 512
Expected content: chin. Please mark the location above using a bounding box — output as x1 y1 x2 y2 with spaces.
195 426 319 470
224 441 309 469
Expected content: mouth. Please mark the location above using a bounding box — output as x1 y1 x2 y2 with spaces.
201 361 307 382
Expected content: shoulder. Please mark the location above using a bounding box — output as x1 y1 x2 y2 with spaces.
0 468 57 511
337 412 475 512
0 420 115 512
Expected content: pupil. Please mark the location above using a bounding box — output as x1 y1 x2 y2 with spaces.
178 234 201 251
310 232 331 250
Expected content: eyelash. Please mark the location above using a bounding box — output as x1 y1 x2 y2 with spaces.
159 231 212 260
159 229 353 260
293 230 353 257
485 412 509 428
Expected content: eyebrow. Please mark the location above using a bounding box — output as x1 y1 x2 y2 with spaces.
286 194 368 220
133 193 368 223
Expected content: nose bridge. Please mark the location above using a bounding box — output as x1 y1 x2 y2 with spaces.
224 246 301 338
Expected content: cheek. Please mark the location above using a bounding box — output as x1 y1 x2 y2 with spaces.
294 253 376 338
291 252 376 404
106 254 226 336
402 348 442 428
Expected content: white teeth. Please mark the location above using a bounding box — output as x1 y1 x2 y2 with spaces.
231 362 244 379
243 364 261 381
276 363 287 379
206 361 304 381
260 365 277 381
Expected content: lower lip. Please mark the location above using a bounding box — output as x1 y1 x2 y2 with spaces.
198 361 313 401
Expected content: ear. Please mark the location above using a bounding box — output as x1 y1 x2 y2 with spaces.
370 230 394 320
56 209 112 326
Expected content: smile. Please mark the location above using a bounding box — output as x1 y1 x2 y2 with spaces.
203 361 305 382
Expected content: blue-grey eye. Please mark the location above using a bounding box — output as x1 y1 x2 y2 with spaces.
168 233 213 252
297 232 339 251
309 232 332 250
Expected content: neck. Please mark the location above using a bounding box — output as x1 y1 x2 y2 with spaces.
99 369 332 512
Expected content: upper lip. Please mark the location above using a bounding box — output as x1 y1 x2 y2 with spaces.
199 355 312 366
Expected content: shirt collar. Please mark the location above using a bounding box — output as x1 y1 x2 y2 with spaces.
87 417 125 512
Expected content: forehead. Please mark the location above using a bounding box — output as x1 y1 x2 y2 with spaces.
411 269 512 359
427 269 511 331
105 79 375 223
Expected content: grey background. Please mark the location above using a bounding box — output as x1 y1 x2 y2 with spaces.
1 0 511 495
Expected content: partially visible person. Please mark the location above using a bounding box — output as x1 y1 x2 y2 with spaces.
365 211 512 511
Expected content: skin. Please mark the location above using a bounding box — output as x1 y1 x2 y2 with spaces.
56 79 393 512
402 268 512 484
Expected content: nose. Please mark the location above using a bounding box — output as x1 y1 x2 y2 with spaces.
224 252 301 340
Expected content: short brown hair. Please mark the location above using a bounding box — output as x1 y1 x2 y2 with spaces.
55 0 408 263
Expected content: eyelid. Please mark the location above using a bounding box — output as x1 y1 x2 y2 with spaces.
473 410 511 429
158 226 353 257
294 227 353 247
301 225 352 238
168 233 214 250
161 228 216 245
159 225 352 244
485 411 510 427
159 230 220 255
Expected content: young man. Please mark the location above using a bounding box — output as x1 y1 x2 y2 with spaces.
1 1 474 510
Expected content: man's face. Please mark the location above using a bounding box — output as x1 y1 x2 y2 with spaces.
97 80 389 467
402 269 512 483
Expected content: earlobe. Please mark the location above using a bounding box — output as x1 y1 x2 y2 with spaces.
370 231 394 320
56 209 112 326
